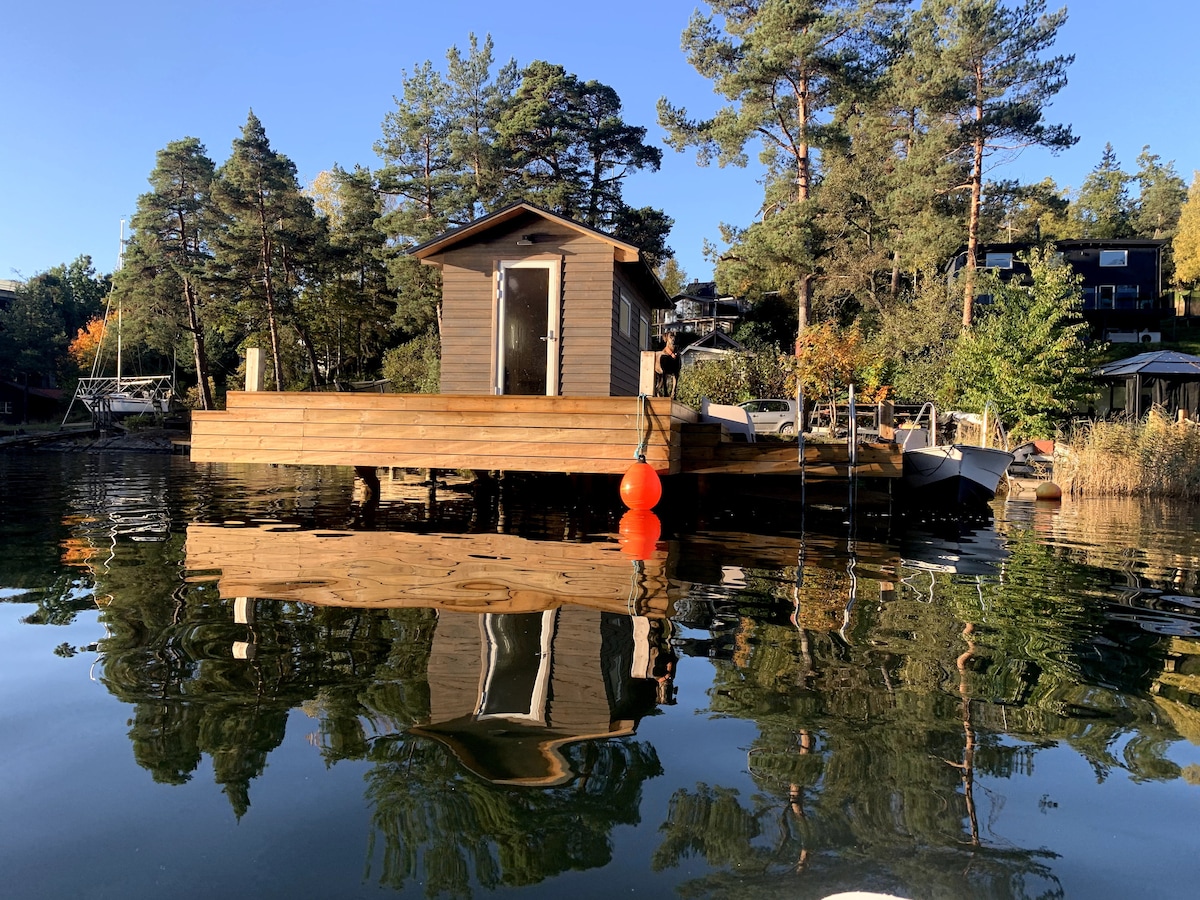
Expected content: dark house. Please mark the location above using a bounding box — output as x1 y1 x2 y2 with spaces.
949 239 1168 339
410 203 672 397
1 381 62 425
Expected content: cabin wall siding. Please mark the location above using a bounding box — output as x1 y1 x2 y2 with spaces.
609 268 653 395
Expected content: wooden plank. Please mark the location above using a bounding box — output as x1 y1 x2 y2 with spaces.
192 434 673 461
223 392 674 415
192 421 669 445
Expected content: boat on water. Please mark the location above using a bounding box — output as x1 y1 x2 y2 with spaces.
897 405 1014 507
69 222 174 422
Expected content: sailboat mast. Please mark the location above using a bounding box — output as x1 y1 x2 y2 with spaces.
116 219 125 388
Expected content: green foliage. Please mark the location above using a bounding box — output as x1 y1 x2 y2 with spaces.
910 0 1077 327
946 248 1096 438
659 0 904 333
302 165 395 381
869 278 962 404
1133 146 1187 241
0 256 107 386
381 329 441 393
495 60 668 256
674 350 789 408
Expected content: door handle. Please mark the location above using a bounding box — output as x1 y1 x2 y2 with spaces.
540 329 555 342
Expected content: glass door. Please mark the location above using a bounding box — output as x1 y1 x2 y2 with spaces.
497 261 559 395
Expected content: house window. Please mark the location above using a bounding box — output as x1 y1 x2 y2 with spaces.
1115 285 1139 309
619 292 632 337
638 314 649 349
984 252 1013 269
1097 285 1115 309
1081 287 1096 309
0 401 10 415
1099 250 1128 267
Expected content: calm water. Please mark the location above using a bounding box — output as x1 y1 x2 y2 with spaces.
2 454 1200 899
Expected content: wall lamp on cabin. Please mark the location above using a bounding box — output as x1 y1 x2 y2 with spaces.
516 234 535 246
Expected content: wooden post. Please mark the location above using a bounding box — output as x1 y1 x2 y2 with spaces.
878 400 895 441
639 350 657 395
245 348 264 392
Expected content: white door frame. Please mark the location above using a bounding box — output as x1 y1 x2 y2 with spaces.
495 258 561 396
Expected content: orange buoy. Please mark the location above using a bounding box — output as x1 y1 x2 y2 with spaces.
620 460 662 510
1035 481 1062 501
619 509 661 560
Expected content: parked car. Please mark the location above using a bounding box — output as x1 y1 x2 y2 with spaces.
737 399 799 436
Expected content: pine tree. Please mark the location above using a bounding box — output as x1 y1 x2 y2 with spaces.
910 0 1076 328
118 137 218 409
496 61 669 260
658 0 906 346
211 112 325 390
304 165 394 380
1071 143 1134 239
1133 146 1187 240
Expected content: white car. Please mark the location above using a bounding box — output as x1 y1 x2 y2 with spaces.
737 399 799 436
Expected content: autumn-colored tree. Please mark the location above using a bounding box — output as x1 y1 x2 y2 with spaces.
789 321 890 412
68 317 105 373
1175 172 1200 287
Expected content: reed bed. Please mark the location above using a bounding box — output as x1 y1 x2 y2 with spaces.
1056 409 1200 500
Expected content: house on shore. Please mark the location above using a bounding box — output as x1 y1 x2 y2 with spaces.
949 239 1170 341
656 281 748 341
409 202 673 397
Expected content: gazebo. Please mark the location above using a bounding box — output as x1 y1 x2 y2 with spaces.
1092 350 1200 420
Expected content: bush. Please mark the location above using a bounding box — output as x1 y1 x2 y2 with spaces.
675 350 790 408
382 331 441 394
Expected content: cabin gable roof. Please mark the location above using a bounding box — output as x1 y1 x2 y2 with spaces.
408 202 672 309
410 201 639 263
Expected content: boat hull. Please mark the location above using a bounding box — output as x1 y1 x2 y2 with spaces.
902 445 1014 507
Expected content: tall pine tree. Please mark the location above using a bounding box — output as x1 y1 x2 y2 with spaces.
118 137 218 409
211 112 324 390
910 0 1076 328
658 0 905 347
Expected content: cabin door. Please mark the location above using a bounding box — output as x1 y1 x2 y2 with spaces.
496 260 560 395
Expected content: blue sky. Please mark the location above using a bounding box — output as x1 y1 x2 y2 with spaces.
3 0 1197 284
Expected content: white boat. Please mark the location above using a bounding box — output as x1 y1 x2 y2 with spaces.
898 405 1014 506
70 222 174 421
77 375 174 417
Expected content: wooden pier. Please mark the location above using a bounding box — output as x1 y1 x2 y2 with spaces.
190 391 903 482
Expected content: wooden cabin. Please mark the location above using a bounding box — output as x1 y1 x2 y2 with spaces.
410 202 673 397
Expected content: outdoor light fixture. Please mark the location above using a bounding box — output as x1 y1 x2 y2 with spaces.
516 234 535 246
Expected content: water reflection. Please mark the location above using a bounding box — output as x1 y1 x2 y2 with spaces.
4 456 1200 896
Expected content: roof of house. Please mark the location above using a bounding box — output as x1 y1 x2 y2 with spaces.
408 201 672 308
1093 350 1200 378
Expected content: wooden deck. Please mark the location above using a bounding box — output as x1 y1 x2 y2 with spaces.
190 391 903 480
192 392 689 474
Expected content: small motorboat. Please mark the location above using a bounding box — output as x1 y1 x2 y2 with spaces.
898 405 1014 507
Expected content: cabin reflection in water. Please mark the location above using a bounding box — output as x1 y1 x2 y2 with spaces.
416 608 674 785
187 523 678 785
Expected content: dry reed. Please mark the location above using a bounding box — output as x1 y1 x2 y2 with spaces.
1056 409 1200 499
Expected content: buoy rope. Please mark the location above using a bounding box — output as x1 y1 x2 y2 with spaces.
634 393 649 461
